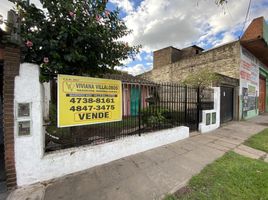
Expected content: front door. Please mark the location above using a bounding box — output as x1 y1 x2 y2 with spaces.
220 86 234 123
259 77 266 113
0 62 6 191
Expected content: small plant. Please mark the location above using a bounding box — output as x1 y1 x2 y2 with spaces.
141 106 169 127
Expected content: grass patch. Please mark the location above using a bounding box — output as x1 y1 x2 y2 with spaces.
244 128 268 153
166 151 268 200
165 195 176 200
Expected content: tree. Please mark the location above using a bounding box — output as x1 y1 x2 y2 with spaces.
10 0 140 81
182 68 219 105
182 68 219 88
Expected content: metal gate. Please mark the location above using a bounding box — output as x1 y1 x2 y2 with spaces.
185 86 200 130
220 86 233 123
46 82 216 151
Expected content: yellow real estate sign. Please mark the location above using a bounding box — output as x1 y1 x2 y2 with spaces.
57 74 122 127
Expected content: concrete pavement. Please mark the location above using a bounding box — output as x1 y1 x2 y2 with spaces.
234 144 267 160
8 114 268 200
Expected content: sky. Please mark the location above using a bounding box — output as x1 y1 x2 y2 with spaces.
1 0 268 76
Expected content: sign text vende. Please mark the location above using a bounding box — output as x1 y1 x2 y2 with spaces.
58 75 122 127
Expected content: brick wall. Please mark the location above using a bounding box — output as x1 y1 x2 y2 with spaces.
142 41 241 83
153 47 181 69
3 46 20 189
180 46 203 58
240 17 268 67
241 17 264 41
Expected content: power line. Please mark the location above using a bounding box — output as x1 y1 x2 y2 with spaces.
240 0 252 38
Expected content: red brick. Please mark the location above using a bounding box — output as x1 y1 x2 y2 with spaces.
3 45 20 189
5 168 16 174
3 139 13 145
241 17 264 41
6 173 16 180
7 180 17 189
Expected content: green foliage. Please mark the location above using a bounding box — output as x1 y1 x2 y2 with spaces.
141 106 169 127
182 68 219 88
10 0 140 81
244 128 268 153
164 195 177 200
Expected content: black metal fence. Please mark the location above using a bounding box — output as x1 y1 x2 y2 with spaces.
45 81 214 152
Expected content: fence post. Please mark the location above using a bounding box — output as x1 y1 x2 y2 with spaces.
138 83 141 136
184 85 187 124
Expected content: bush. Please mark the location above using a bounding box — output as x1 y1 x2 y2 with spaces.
141 106 170 127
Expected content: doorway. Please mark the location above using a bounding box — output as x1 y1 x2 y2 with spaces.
130 86 140 116
0 62 6 192
220 86 234 123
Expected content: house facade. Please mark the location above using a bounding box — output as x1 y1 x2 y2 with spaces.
141 17 268 123
103 73 152 116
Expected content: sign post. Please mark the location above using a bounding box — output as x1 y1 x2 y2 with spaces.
57 74 122 127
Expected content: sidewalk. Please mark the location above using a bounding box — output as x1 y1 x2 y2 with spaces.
8 114 268 200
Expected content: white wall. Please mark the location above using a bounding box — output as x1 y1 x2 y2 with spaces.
199 87 220 133
239 46 260 96
14 63 190 186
